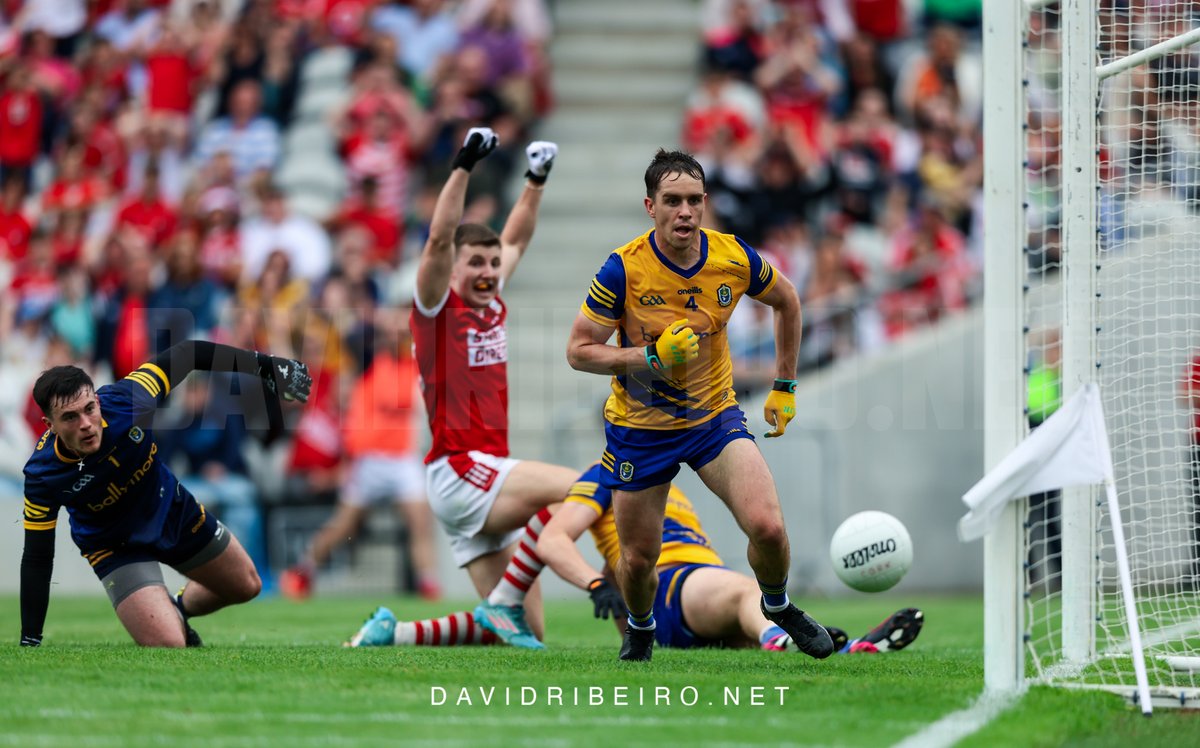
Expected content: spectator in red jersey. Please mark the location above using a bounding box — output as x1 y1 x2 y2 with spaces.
1178 353 1200 581
63 102 127 194
40 146 108 218
326 176 402 268
879 200 971 339
682 56 766 160
409 128 575 649
115 162 178 251
24 28 83 103
753 2 842 156
96 245 155 380
0 63 44 190
140 21 199 136
342 108 418 223
48 209 86 266
0 172 32 263
197 186 244 290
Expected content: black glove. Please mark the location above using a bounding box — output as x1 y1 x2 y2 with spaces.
256 353 312 403
20 634 42 647
588 578 627 620
452 126 499 172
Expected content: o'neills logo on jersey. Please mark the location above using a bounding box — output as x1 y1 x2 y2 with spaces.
467 326 508 368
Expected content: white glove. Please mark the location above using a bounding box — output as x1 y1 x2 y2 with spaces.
525 141 558 182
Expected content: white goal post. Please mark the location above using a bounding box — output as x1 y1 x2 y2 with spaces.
984 0 1200 708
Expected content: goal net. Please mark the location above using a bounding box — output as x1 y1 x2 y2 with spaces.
1000 0 1200 707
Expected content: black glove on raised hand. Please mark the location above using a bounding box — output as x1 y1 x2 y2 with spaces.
256 353 312 403
451 126 499 172
588 578 627 620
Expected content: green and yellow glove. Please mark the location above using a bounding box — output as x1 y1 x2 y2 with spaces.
764 378 797 438
644 318 700 372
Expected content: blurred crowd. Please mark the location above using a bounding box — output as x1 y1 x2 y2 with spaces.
0 0 553 588
0 0 993 586
701 0 984 391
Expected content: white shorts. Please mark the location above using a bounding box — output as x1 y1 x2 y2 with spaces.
342 454 426 508
426 451 523 567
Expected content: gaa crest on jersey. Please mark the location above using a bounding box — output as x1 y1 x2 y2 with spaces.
717 283 733 307
618 461 635 482
128 426 144 443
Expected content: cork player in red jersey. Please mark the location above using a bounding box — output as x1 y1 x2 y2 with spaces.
408 127 577 649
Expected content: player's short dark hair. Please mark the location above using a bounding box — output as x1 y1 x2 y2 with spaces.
454 223 501 252
644 148 706 199
32 366 95 417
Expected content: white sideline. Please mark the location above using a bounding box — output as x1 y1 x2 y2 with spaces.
890 690 1022 748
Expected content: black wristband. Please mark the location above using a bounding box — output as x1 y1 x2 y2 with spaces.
772 379 797 393
644 345 663 372
525 169 548 185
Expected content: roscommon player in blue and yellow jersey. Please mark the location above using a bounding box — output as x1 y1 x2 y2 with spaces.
536 465 924 655
19 340 311 648
566 148 833 663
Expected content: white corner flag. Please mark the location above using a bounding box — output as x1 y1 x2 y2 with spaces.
959 381 1153 715
958 382 1110 542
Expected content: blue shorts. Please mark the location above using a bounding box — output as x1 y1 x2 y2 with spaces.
81 483 224 580
600 407 753 491
653 563 724 649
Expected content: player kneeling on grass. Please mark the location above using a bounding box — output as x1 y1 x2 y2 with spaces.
344 464 923 654
19 341 311 648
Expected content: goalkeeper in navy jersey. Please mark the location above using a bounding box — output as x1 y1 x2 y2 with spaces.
19 340 311 648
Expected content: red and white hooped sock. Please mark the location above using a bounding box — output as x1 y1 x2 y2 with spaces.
486 508 552 606
394 611 498 646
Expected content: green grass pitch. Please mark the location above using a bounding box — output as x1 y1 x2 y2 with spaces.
1 594 1195 747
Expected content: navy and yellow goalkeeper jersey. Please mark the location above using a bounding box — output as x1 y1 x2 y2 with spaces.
565 463 723 570
22 363 178 550
580 228 778 429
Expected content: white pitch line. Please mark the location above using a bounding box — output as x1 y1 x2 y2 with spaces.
890 689 1022 748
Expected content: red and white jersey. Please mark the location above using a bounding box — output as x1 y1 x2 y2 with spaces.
411 288 510 463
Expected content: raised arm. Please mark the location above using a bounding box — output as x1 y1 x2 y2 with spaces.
499 141 557 283
415 127 498 310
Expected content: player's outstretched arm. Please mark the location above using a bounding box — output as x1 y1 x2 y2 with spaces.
20 526 56 647
537 502 626 621
754 274 802 437
415 127 498 311
148 340 312 403
499 141 557 283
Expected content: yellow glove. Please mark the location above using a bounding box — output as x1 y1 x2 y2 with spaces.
764 379 797 438
644 318 699 371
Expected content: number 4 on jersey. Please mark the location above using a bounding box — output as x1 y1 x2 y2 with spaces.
685 296 698 311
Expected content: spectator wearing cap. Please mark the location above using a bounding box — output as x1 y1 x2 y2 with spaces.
194 79 281 187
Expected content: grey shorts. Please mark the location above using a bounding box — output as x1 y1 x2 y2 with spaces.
99 521 232 607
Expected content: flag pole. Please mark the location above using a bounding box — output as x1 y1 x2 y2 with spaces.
1103 478 1153 715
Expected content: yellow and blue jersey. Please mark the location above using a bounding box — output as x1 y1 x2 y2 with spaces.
565 463 724 570
22 364 178 553
580 228 778 429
